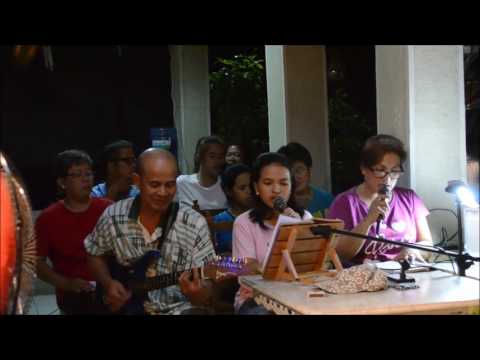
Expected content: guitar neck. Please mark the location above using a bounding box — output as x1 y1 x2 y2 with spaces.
126 256 249 295
136 268 206 294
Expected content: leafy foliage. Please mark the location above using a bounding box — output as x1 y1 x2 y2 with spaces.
328 88 375 194
209 54 269 160
209 48 377 194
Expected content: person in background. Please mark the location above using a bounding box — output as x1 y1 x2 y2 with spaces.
328 134 433 266
213 164 253 254
176 135 228 210
277 142 333 217
36 150 112 314
91 140 139 202
232 153 312 314
225 144 247 166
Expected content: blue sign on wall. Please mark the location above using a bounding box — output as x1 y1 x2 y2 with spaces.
150 128 178 158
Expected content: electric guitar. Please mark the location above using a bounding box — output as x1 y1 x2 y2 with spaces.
95 250 256 314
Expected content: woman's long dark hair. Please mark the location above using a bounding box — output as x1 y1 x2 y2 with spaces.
249 152 305 230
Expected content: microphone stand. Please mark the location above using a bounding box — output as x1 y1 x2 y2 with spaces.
454 196 468 276
310 225 480 278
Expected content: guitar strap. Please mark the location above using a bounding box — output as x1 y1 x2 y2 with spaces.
157 202 180 252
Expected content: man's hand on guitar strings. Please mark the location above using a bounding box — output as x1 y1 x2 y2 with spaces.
179 268 213 306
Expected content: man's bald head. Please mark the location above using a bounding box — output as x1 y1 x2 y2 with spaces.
134 148 178 214
137 148 178 177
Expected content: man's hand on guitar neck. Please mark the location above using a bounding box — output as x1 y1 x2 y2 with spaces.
178 268 213 307
105 279 132 312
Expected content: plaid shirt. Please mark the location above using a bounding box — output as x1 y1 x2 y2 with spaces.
84 196 216 314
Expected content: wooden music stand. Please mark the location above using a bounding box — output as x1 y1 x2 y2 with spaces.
262 218 345 282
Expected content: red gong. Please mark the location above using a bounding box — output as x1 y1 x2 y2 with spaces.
0 152 35 315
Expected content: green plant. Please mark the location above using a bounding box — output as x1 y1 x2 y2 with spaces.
328 88 376 194
209 54 268 152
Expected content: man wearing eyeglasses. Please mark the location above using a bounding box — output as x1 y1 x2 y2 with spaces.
91 140 140 202
35 150 113 314
328 135 433 266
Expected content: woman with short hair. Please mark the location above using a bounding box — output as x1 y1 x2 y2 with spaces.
328 134 433 265
36 149 112 314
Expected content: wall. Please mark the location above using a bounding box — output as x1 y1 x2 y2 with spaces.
266 45 331 191
376 45 467 243
0 46 173 209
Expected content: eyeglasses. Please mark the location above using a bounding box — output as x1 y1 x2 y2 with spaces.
114 157 136 166
292 166 309 177
369 167 404 180
66 171 94 179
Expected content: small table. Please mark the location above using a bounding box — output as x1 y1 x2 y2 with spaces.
239 270 480 315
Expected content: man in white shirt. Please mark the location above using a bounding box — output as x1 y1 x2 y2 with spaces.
177 136 228 210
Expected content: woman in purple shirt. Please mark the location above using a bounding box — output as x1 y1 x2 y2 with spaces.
328 134 433 265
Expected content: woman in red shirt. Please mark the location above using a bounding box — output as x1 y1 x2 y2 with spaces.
35 149 112 314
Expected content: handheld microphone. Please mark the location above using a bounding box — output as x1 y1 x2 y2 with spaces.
273 196 288 213
376 184 391 235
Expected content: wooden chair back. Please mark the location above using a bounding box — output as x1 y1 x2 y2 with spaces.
191 202 231 254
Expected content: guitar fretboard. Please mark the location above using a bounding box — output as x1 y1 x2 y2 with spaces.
129 257 247 294
145 271 186 291
133 268 204 294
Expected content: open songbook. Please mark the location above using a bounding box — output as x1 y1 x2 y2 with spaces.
260 216 345 281
260 214 314 273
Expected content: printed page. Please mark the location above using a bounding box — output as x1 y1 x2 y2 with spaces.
261 214 314 273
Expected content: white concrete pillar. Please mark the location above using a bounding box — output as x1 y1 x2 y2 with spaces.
376 45 467 241
169 45 211 174
265 45 331 191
